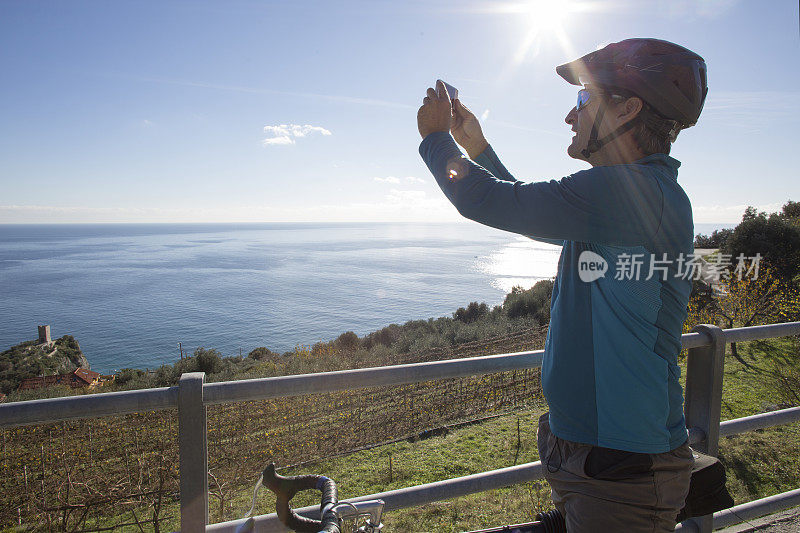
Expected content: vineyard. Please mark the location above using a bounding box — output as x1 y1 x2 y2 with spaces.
0 327 548 531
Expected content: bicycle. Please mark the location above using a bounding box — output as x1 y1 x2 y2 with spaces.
234 462 566 533
235 448 733 533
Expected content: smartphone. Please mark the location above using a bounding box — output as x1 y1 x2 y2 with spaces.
436 79 458 101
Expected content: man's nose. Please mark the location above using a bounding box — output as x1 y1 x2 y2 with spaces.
565 106 577 126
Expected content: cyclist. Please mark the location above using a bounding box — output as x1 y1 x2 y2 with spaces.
416 38 708 532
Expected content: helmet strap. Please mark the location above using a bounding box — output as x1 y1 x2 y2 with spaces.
580 100 639 159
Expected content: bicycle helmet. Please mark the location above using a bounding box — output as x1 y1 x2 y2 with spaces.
557 38 708 157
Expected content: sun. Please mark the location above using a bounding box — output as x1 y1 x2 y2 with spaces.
499 0 581 63
521 0 573 31
482 0 595 82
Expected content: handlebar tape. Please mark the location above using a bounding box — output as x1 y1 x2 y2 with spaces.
261 463 340 533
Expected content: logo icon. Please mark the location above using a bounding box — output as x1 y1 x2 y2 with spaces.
578 251 608 282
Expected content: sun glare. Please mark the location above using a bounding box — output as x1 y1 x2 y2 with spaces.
503 0 580 63
523 0 572 30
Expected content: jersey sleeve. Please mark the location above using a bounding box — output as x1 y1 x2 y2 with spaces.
525 235 565 247
419 131 662 246
473 145 517 183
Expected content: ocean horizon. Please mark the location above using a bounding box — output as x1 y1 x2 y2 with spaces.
0 221 733 374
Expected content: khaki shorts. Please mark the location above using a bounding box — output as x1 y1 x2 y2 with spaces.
537 412 693 533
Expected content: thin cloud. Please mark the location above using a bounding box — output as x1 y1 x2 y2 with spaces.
489 119 562 137
701 90 800 131
263 124 332 146
380 189 453 215
704 91 800 111
105 72 414 109
263 136 295 146
384 189 451 212
373 176 426 185
386 189 427 203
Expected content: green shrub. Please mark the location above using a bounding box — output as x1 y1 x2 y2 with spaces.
502 280 554 323
248 347 279 361
454 302 489 323
194 348 223 374
334 331 360 351
115 368 145 386
364 324 402 349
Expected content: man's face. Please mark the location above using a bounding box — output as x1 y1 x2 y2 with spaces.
565 85 602 161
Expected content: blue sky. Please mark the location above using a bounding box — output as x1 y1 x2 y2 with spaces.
1 0 797 224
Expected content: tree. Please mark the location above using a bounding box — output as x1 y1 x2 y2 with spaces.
685 264 800 366
502 279 555 324
334 331 360 351
364 324 402 349
781 200 800 221
741 205 762 222
248 347 279 361
684 280 718 334
715 265 799 329
694 228 733 249
194 348 223 374
722 209 800 285
454 302 489 323
115 368 145 385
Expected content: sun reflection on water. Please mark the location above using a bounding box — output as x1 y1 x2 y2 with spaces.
476 236 561 293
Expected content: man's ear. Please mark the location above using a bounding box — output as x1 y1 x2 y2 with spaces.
617 96 643 125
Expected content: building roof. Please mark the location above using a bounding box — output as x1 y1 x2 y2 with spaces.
18 368 101 390
72 368 100 385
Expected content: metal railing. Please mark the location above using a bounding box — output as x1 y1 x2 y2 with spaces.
2 322 799 532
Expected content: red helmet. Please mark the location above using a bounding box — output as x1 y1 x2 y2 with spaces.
557 38 708 128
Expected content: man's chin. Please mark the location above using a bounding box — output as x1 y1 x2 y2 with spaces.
567 140 586 161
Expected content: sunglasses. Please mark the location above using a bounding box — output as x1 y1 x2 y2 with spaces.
576 88 627 112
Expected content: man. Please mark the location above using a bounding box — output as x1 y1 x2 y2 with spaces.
417 39 708 532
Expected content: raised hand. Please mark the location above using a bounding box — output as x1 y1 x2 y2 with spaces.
417 80 453 139
451 99 488 159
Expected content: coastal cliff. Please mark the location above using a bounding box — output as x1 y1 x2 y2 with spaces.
0 335 89 394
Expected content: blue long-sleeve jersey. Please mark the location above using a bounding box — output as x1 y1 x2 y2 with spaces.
419 131 693 453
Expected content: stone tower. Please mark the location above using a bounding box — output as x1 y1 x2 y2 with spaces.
38 325 51 345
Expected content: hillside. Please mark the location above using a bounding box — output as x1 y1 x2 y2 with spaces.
0 335 89 394
0 325 550 530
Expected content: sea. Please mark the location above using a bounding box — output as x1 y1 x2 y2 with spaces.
0 222 731 374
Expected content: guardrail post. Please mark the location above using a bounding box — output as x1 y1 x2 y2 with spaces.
685 324 725 455
684 324 725 533
179 372 208 531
